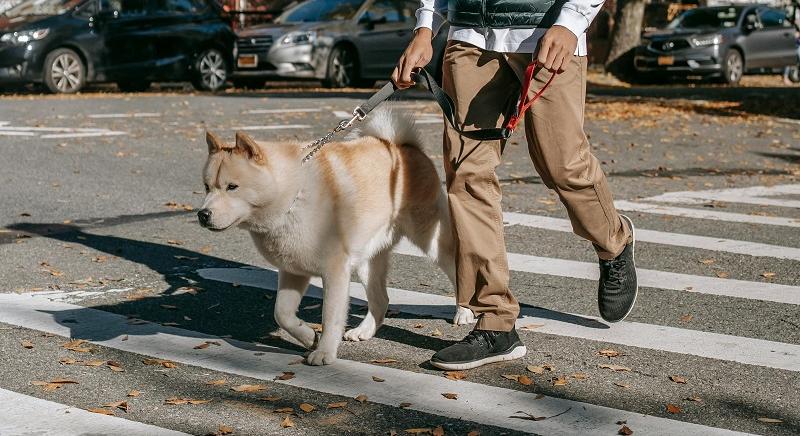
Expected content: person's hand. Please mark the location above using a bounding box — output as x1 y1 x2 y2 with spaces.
536 25 578 72
392 28 434 89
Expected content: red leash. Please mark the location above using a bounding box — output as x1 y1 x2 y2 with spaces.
505 63 556 132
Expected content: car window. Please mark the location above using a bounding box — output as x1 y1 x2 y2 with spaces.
276 0 364 23
101 0 148 16
363 0 414 23
3 0 85 17
152 0 207 15
758 8 790 28
668 7 742 29
74 0 98 17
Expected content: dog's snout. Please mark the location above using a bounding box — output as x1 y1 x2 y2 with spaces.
197 208 212 226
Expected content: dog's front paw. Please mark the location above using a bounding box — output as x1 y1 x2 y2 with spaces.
306 349 337 366
344 322 377 342
453 306 476 325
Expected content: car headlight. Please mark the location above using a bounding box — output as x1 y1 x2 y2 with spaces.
279 31 316 46
0 28 50 45
691 35 722 47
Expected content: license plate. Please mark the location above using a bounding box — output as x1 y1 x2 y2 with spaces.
657 56 674 66
237 55 258 68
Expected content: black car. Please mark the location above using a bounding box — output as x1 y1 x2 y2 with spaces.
634 5 798 84
0 0 235 93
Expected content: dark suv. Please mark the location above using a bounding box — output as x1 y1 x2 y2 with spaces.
0 0 235 93
634 5 798 84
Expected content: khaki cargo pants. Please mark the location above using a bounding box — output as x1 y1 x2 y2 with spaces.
442 41 631 332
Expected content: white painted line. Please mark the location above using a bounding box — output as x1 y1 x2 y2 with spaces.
0 294 752 435
643 184 800 209
0 121 9 126
0 126 106 132
0 388 187 436
230 125 310 131
0 131 36 136
245 108 321 114
332 110 351 118
503 212 800 261
88 112 162 119
197 267 800 373
40 131 128 139
615 201 800 227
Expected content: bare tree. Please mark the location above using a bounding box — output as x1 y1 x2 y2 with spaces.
605 0 647 80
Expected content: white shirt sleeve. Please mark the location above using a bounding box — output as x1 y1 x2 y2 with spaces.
414 0 449 35
554 0 605 38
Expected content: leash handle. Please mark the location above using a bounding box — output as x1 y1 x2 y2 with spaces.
505 62 556 132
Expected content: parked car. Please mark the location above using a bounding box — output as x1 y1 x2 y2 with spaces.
634 5 799 84
231 0 448 88
0 0 235 93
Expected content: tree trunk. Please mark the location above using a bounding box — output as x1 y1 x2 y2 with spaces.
605 0 646 81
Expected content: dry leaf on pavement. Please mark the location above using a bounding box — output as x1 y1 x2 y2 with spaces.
467 431 480 436
398 402 412 408
62 339 92 353
430 328 442 337
355 394 368 403
273 407 294 413
372 376 385 382
299 403 315 413
526 365 545 374
666 404 681 414
614 382 630 389
280 416 295 428
597 349 620 358
84 360 105 367
618 424 634 435
669 375 687 384
107 361 124 372
217 424 234 435
552 376 568 386
261 396 281 402
207 379 226 386
275 372 295 381
572 373 589 380
444 371 467 381
102 401 129 412
142 358 177 368
327 402 348 409
21 340 33 349
404 429 432 434
432 426 445 436
757 417 782 423
86 407 115 416
231 384 267 393
127 390 141 397
164 397 211 405
441 393 458 400
761 272 776 279
518 375 534 386
501 374 520 381
520 323 544 331
598 364 631 372
371 359 398 364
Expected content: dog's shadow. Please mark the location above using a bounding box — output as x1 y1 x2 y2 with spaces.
9 221 606 363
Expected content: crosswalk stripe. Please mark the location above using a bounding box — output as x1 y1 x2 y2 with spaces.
0 294 752 435
244 108 322 114
196 267 800 373
641 184 800 209
394 240 800 305
503 212 800 261
0 388 187 436
229 124 311 131
614 200 800 227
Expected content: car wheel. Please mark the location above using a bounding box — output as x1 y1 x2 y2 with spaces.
232 78 264 89
721 49 743 85
43 48 85 94
192 49 228 92
117 81 151 92
323 45 357 88
787 66 800 84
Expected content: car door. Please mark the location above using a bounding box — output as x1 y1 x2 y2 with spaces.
738 9 772 69
355 0 416 78
147 0 209 78
96 0 157 78
756 7 797 68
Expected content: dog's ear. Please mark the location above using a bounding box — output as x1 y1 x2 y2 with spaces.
235 131 266 164
206 131 228 154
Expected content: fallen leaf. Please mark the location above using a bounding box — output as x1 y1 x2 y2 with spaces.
21 340 33 349
501 374 521 381
614 382 630 389
102 401 129 412
49 378 79 385
62 339 92 353
59 358 79 365
442 393 458 400
260 396 281 402
327 401 348 409
372 376 385 382
757 417 783 423
761 272 776 279
679 314 693 322
83 360 105 367
666 404 681 414
685 396 702 402
430 328 442 337
518 375 534 385
166 239 183 245
597 349 620 357
699 258 715 265
299 403 315 413
355 394 368 403
280 416 295 428
206 379 226 386
87 407 115 415
432 426 445 436
572 372 589 380
404 429 432 434
669 375 687 384
413 323 424 329
142 358 177 368
618 425 634 435
715 271 730 278
193 342 210 349
467 431 480 436
127 390 141 397
106 361 124 372
552 376 568 386
520 323 544 330
231 384 267 392
398 402 412 408
275 372 295 381
526 365 545 374
273 407 294 413
541 364 555 371
444 371 467 381
370 359 398 364
509 411 547 421
217 424 234 435
598 363 631 372
164 397 211 405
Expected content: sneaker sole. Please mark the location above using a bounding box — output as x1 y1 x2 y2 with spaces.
603 214 639 323
429 345 527 371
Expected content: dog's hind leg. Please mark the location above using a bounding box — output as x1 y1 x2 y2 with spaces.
306 262 352 366
275 270 316 349
344 251 390 342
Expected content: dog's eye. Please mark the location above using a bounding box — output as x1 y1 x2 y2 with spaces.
204 183 210 193
226 183 239 191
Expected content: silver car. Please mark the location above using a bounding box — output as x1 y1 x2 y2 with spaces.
231 0 448 88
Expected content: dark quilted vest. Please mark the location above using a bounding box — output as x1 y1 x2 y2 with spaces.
447 0 565 28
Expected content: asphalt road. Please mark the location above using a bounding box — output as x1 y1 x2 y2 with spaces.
0 81 798 436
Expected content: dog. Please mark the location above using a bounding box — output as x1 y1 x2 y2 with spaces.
197 110 475 365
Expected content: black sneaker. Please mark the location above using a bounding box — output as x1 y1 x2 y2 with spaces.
430 328 526 370
598 215 638 323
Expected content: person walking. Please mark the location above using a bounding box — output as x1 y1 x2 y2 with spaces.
392 0 638 370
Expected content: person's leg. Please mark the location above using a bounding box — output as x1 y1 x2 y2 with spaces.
429 41 526 370
506 54 637 322
441 41 520 331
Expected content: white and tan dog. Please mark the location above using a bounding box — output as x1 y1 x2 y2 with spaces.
198 110 474 365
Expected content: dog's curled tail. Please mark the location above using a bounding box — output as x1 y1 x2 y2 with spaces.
360 107 424 150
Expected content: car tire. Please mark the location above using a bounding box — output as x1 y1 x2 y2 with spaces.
232 78 264 89
117 81 151 92
721 49 743 85
192 48 228 92
787 66 800 84
43 48 86 94
323 45 358 88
